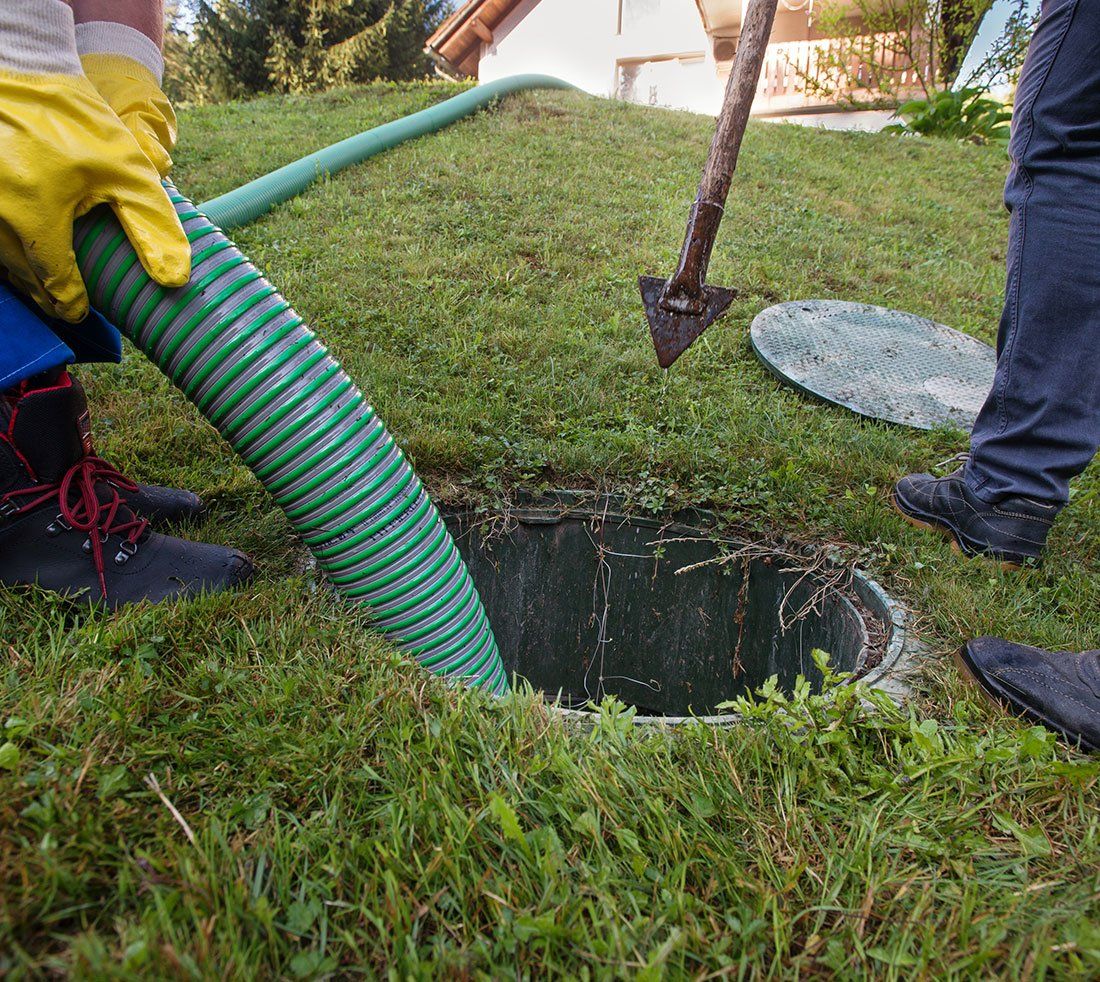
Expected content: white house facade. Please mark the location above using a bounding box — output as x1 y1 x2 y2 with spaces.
426 0 930 127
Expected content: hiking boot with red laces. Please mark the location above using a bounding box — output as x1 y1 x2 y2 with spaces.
0 369 207 527
0 372 253 608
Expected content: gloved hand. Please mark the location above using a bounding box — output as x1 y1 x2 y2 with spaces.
0 69 190 323
81 53 177 178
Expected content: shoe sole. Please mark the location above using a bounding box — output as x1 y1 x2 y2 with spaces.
890 492 1021 572
955 643 1099 754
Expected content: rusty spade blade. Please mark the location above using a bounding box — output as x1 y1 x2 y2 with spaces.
639 275 737 369
639 0 778 369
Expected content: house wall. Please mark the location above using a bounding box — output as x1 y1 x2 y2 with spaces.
473 0 908 122
478 0 722 114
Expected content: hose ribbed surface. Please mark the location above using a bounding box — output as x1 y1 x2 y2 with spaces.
73 188 507 696
199 74 574 230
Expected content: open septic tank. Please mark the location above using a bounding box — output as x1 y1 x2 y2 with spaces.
443 494 910 722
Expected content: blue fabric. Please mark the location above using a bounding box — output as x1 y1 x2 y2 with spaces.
0 282 122 391
966 0 1100 505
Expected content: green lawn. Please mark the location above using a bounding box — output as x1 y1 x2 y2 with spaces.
2 81 1097 977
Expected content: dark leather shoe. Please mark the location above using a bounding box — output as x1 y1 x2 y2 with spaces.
892 466 1056 566
958 637 1100 753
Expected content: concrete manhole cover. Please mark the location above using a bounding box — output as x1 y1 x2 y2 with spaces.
751 300 996 430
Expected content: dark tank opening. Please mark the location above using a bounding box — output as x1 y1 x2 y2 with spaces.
444 495 877 718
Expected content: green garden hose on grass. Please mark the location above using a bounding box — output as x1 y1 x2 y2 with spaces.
200 74 574 230
70 75 575 696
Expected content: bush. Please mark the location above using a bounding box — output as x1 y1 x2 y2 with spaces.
885 87 1012 146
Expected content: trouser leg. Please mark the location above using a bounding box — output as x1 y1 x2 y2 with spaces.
966 0 1100 505
0 281 123 392
0 284 75 391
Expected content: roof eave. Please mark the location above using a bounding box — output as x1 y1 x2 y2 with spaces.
425 0 492 52
425 46 470 81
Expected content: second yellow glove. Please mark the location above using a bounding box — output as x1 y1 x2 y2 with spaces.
81 52 177 178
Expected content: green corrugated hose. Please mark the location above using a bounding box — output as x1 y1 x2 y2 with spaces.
200 74 574 230
72 74 574 694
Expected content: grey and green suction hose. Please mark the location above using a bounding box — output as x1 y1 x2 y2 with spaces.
70 75 575 696
73 187 506 695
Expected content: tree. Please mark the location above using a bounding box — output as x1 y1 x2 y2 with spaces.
163 2 222 104
262 1 395 94
938 0 994 86
178 0 452 101
956 0 1037 90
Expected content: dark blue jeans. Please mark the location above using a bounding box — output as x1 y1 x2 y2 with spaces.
966 0 1100 505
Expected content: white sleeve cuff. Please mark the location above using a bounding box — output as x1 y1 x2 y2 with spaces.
0 0 82 77
76 21 164 83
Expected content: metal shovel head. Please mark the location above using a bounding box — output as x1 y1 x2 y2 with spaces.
639 276 738 369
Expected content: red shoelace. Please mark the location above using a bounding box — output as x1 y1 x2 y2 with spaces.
1 456 149 598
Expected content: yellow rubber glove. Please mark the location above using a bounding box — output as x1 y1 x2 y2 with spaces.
0 68 190 323
81 53 177 178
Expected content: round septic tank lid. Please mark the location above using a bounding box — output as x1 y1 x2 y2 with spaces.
443 492 916 726
750 300 996 430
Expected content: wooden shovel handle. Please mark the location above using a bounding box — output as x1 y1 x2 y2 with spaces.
659 0 779 312
700 0 780 207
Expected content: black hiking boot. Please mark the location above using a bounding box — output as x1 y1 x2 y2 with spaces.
892 461 1057 568
0 372 253 608
0 370 206 526
958 638 1100 753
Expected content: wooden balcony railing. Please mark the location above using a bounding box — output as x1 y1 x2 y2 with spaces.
751 32 934 113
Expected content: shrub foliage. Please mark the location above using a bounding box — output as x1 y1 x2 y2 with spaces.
165 0 451 103
885 87 1012 145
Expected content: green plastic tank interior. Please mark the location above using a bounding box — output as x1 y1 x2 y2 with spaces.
444 496 885 719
